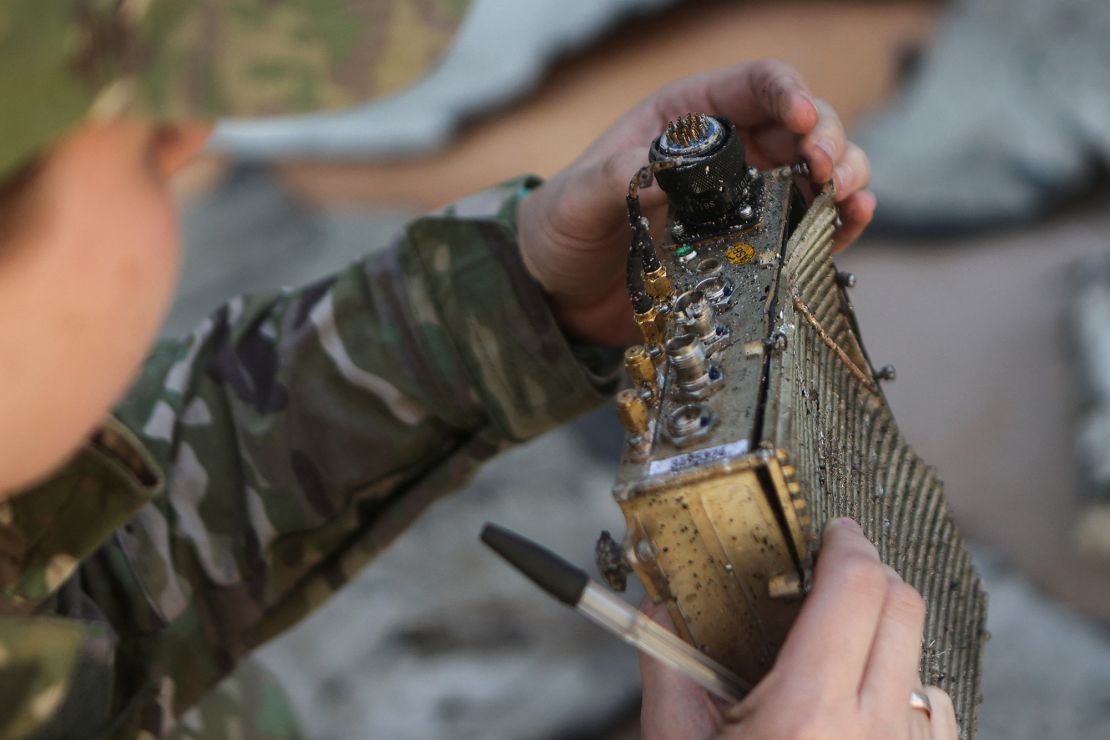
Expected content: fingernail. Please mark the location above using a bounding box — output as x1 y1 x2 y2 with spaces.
816 138 835 162
834 162 852 191
830 517 863 533
796 90 817 114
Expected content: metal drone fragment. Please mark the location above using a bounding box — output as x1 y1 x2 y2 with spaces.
600 113 987 737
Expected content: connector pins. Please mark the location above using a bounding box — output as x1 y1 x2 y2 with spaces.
666 113 710 147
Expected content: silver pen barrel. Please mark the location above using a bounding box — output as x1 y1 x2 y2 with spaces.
578 583 751 702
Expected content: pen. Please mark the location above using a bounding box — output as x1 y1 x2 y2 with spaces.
480 522 751 703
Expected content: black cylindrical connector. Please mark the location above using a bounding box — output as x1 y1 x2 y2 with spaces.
626 243 652 314
649 115 759 239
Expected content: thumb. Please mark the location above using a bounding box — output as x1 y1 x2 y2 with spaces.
603 147 669 212
567 146 659 231
638 599 723 740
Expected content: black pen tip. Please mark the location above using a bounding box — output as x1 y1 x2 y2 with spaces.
480 523 589 607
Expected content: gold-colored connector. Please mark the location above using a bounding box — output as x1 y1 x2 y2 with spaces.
634 305 664 350
645 266 675 303
615 389 650 438
624 345 659 399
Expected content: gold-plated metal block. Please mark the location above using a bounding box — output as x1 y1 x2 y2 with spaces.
614 456 806 674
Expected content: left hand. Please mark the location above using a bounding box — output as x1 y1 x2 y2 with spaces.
638 519 958 740
517 60 875 346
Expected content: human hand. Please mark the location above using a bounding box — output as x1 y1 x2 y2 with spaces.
639 518 958 740
517 60 875 346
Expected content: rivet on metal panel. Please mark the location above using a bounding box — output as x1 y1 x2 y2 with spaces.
875 365 897 382
768 331 788 354
635 539 658 563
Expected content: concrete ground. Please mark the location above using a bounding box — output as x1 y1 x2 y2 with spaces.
168 1 1110 736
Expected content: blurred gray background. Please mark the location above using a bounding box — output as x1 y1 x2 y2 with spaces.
166 0 1110 737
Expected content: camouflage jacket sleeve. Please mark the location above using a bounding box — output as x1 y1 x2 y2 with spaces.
0 177 619 738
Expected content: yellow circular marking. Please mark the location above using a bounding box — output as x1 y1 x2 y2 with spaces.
724 242 756 265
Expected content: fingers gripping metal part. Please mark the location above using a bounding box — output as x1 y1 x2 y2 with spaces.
604 112 985 735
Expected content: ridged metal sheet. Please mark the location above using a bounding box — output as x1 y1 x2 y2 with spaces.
769 190 988 737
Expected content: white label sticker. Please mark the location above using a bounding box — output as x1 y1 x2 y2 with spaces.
647 439 751 477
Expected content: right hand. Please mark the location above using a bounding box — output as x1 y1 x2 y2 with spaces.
639 518 959 739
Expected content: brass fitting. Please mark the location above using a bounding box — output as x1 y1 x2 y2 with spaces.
615 389 650 438
624 345 658 398
645 265 675 303
634 305 664 351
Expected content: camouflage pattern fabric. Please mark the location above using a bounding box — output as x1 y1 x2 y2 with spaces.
166 660 304 740
0 178 617 738
0 0 470 179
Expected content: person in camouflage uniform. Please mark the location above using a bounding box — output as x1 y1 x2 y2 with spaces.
0 2 954 739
